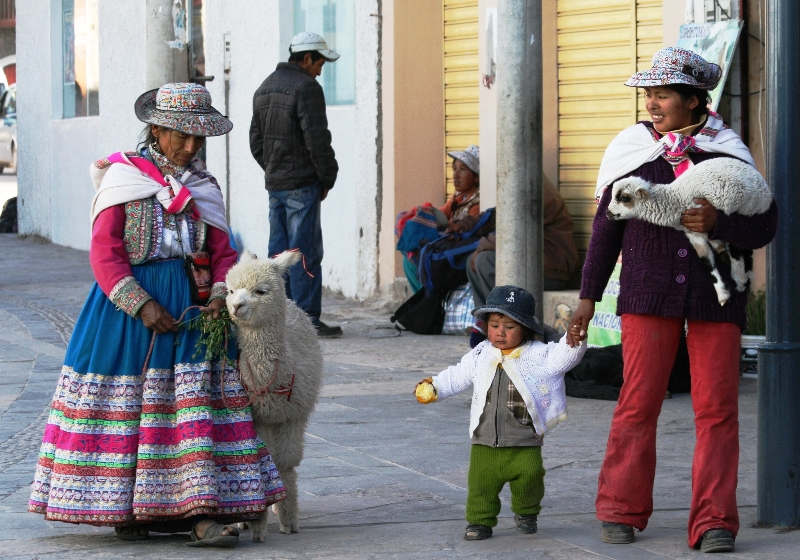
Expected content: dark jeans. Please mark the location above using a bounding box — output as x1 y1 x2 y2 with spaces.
268 183 323 324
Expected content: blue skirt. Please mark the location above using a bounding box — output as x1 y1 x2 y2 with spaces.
30 259 285 526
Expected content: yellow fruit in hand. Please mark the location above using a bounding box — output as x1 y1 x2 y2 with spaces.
415 381 436 403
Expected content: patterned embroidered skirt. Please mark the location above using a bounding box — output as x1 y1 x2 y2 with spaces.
29 259 285 526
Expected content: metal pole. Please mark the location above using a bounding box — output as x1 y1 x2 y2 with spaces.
758 0 800 527
145 0 189 88
495 0 543 321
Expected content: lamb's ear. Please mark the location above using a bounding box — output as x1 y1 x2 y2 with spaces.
272 250 303 274
634 186 650 200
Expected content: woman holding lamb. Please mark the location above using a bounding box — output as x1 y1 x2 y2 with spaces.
28 84 285 548
567 48 777 553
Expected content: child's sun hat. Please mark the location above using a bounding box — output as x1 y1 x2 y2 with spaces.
472 285 543 334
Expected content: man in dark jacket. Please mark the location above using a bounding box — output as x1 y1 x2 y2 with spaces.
250 31 342 338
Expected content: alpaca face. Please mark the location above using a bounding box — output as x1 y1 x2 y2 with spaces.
225 251 302 327
606 178 651 220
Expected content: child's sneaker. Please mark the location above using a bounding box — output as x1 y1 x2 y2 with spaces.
514 514 538 534
464 524 492 540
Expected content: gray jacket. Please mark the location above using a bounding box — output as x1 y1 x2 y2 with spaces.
249 63 338 192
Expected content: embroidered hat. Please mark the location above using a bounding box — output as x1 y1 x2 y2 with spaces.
290 31 341 62
134 83 233 137
447 145 480 175
472 285 543 335
625 47 722 90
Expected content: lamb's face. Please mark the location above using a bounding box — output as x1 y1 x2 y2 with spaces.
225 250 301 327
606 178 651 220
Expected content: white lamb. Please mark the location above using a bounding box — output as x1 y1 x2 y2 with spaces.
606 157 772 306
225 250 323 541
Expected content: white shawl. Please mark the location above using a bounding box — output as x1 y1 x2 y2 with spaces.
595 113 755 199
90 153 228 233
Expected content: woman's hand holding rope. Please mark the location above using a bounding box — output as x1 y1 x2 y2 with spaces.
139 300 178 333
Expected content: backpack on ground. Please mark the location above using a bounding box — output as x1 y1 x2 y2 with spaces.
389 289 445 335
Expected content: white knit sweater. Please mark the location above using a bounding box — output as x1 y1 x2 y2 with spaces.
432 335 587 438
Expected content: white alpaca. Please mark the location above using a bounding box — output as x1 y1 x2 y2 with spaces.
226 250 323 541
606 157 772 306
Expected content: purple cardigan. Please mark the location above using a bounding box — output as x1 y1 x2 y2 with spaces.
580 137 778 331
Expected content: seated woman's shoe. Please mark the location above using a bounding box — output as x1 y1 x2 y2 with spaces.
464 524 492 540
186 520 239 548
115 525 150 541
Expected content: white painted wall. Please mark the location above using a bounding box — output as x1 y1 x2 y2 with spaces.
204 0 380 300
17 0 56 240
18 1 150 250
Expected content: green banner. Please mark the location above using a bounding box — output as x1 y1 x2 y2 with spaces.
587 262 622 347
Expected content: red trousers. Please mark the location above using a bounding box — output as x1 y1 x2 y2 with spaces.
595 314 741 548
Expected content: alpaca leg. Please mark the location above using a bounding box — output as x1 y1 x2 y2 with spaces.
271 421 307 534
687 232 730 306
248 509 269 543
275 467 299 534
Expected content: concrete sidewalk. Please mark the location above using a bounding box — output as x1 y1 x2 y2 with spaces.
0 233 796 559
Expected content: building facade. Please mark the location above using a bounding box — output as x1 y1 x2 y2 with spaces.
17 0 765 302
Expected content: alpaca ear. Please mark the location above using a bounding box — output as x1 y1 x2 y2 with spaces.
239 250 256 263
634 186 650 200
272 250 303 274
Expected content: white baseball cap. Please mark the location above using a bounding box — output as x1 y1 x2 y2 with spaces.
289 31 340 62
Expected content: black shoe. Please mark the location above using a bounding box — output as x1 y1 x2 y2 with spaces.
315 321 343 338
464 524 492 540
700 529 735 553
514 513 538 534
600 521 634 544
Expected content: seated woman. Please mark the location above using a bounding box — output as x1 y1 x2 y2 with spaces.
397 145 482 293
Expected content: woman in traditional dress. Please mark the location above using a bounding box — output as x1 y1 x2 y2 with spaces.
396 145 482 293
29 83 285 548
567 48 777 553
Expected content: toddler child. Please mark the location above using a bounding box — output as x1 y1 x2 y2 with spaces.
415 285 587 540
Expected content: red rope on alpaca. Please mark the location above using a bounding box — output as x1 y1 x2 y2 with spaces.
269 247 315 278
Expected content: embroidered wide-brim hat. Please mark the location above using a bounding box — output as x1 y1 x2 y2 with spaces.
472 285 543 335
625 47 722 90
135 83 233 137
447 145 480 175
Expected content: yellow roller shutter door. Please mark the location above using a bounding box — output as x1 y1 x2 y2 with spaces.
557 0 662 256
444 0 479 196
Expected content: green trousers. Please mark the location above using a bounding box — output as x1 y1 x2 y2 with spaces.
466 445 545 527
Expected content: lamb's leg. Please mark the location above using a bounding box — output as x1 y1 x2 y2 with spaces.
271 421 307 534
727 244 753 293
686 232 730 306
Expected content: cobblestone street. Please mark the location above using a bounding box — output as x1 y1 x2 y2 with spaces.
0 234 798 559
